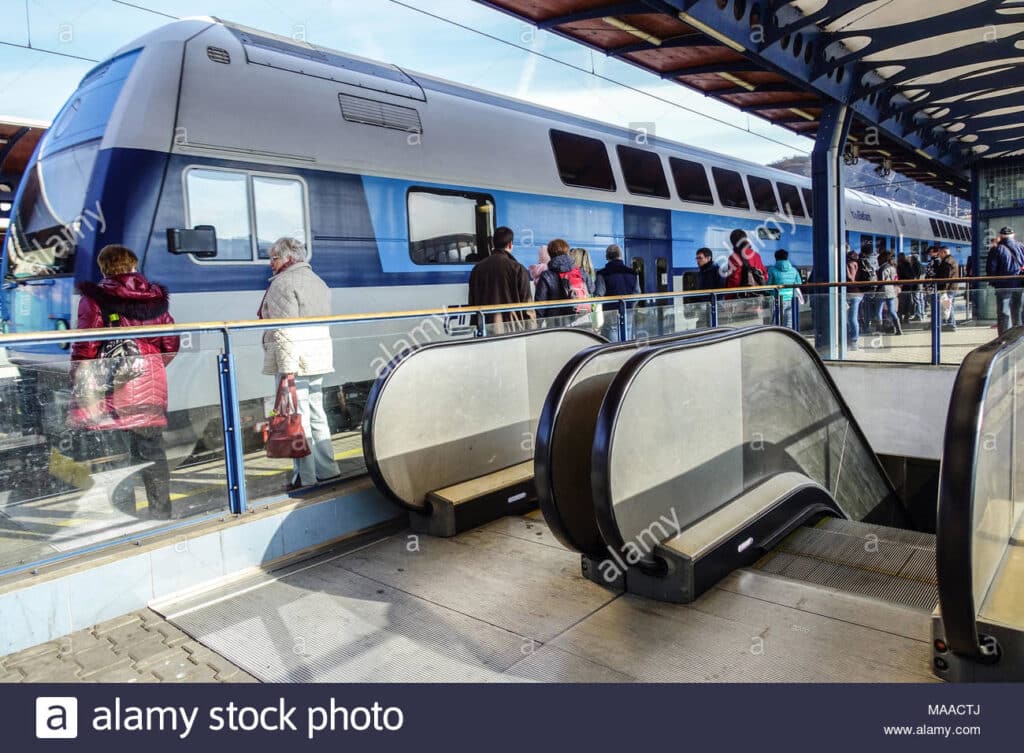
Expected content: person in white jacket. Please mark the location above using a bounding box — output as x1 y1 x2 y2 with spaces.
260 237 341 488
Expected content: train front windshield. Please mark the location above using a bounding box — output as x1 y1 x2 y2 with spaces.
4 140 100 278
3 49 140 283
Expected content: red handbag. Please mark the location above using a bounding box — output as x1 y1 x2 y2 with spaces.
265 375 311 458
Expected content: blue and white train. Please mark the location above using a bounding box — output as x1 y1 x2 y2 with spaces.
1 18 971 438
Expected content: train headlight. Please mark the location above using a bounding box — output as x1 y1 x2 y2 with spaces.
55 319 70 349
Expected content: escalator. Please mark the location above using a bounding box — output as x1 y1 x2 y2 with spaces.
536 325 1023 680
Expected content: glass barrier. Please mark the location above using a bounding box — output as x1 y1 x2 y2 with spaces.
798 288 931 363
0 329 226 572
937 327 1024 666
970 337 1024 627
938 282 1005 365
233 315 473 505
715 292 775 329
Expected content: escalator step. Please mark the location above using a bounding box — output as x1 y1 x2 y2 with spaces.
753 520 938 612
818 518 936 550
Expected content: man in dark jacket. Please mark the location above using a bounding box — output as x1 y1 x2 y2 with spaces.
934 246 959 330
694 247 723 291
467 226 535 333
595 244 641 298
69 245 180 519
594 244 640 340
989 227 1024 335
896 252 915 323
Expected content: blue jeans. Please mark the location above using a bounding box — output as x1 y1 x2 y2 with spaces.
280 374 340 486
847 295 862 343
996 289 1024 335
779 298 794 329
877 297 900 331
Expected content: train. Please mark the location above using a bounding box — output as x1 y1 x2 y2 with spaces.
0 17 971 448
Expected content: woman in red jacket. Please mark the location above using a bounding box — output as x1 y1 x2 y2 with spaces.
68 245 180 519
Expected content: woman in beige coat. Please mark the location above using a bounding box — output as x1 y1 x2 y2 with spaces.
260 237 340 488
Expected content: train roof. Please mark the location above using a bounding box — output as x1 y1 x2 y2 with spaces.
99 17 967 226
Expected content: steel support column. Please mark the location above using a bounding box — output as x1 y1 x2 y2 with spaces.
811 102 853 359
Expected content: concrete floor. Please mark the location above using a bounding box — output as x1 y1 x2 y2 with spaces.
147 511 937 683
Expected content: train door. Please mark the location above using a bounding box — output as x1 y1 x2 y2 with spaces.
623 205 671 295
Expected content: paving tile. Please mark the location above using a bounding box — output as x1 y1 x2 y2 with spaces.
2 641 59 667
0 671 25 683
89 666 147 683
23 669 82 683
152 621 191 647
103 621 157 650
92 613 142 636
54 631 109 655
156 662 220 683
149 655 203 682
12 651 74 681
74 645 131 677
197 652 245 678
126 640 180 669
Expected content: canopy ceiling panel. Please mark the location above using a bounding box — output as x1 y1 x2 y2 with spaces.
476 0 1024 197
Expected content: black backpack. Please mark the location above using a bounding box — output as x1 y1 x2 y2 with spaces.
855 263 877 283
98 308 146 387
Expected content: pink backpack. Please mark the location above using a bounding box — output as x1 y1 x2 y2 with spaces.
558 267 590 314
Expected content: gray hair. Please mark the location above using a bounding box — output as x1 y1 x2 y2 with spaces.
269 237 309 263
605 243 623 260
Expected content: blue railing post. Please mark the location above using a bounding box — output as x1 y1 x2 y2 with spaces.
791 291 801 332
218 330 248 515
709 292 718 328
772 288 781 325
618 299 628 342
475 310 486 338
931 288 942 365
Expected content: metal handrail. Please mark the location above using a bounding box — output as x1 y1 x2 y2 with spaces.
0 275 1017 347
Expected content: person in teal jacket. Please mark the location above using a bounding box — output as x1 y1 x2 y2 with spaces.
767 249 803 329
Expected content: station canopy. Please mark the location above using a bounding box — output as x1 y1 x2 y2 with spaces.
477 0 1024 198
0 118 48 237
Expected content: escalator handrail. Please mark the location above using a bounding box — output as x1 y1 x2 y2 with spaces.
937 325 1024 662
361 326 606 511
535 328 729 556
591 325 900 555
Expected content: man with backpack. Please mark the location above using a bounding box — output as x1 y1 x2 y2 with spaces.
987 226 1024 335
535 238 591 323
856 247 879 333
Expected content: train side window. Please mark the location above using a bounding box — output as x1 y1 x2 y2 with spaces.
616 145 670 198
550 130 616 191
801 187 813 218
185 169 253 261
777 182 806 218
408 188 495 265
929 218 940 237
712 167 750 209
747 175 779 213
668 158 713 205
253 176 308 259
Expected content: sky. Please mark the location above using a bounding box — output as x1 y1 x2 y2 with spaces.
0 0 814 165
